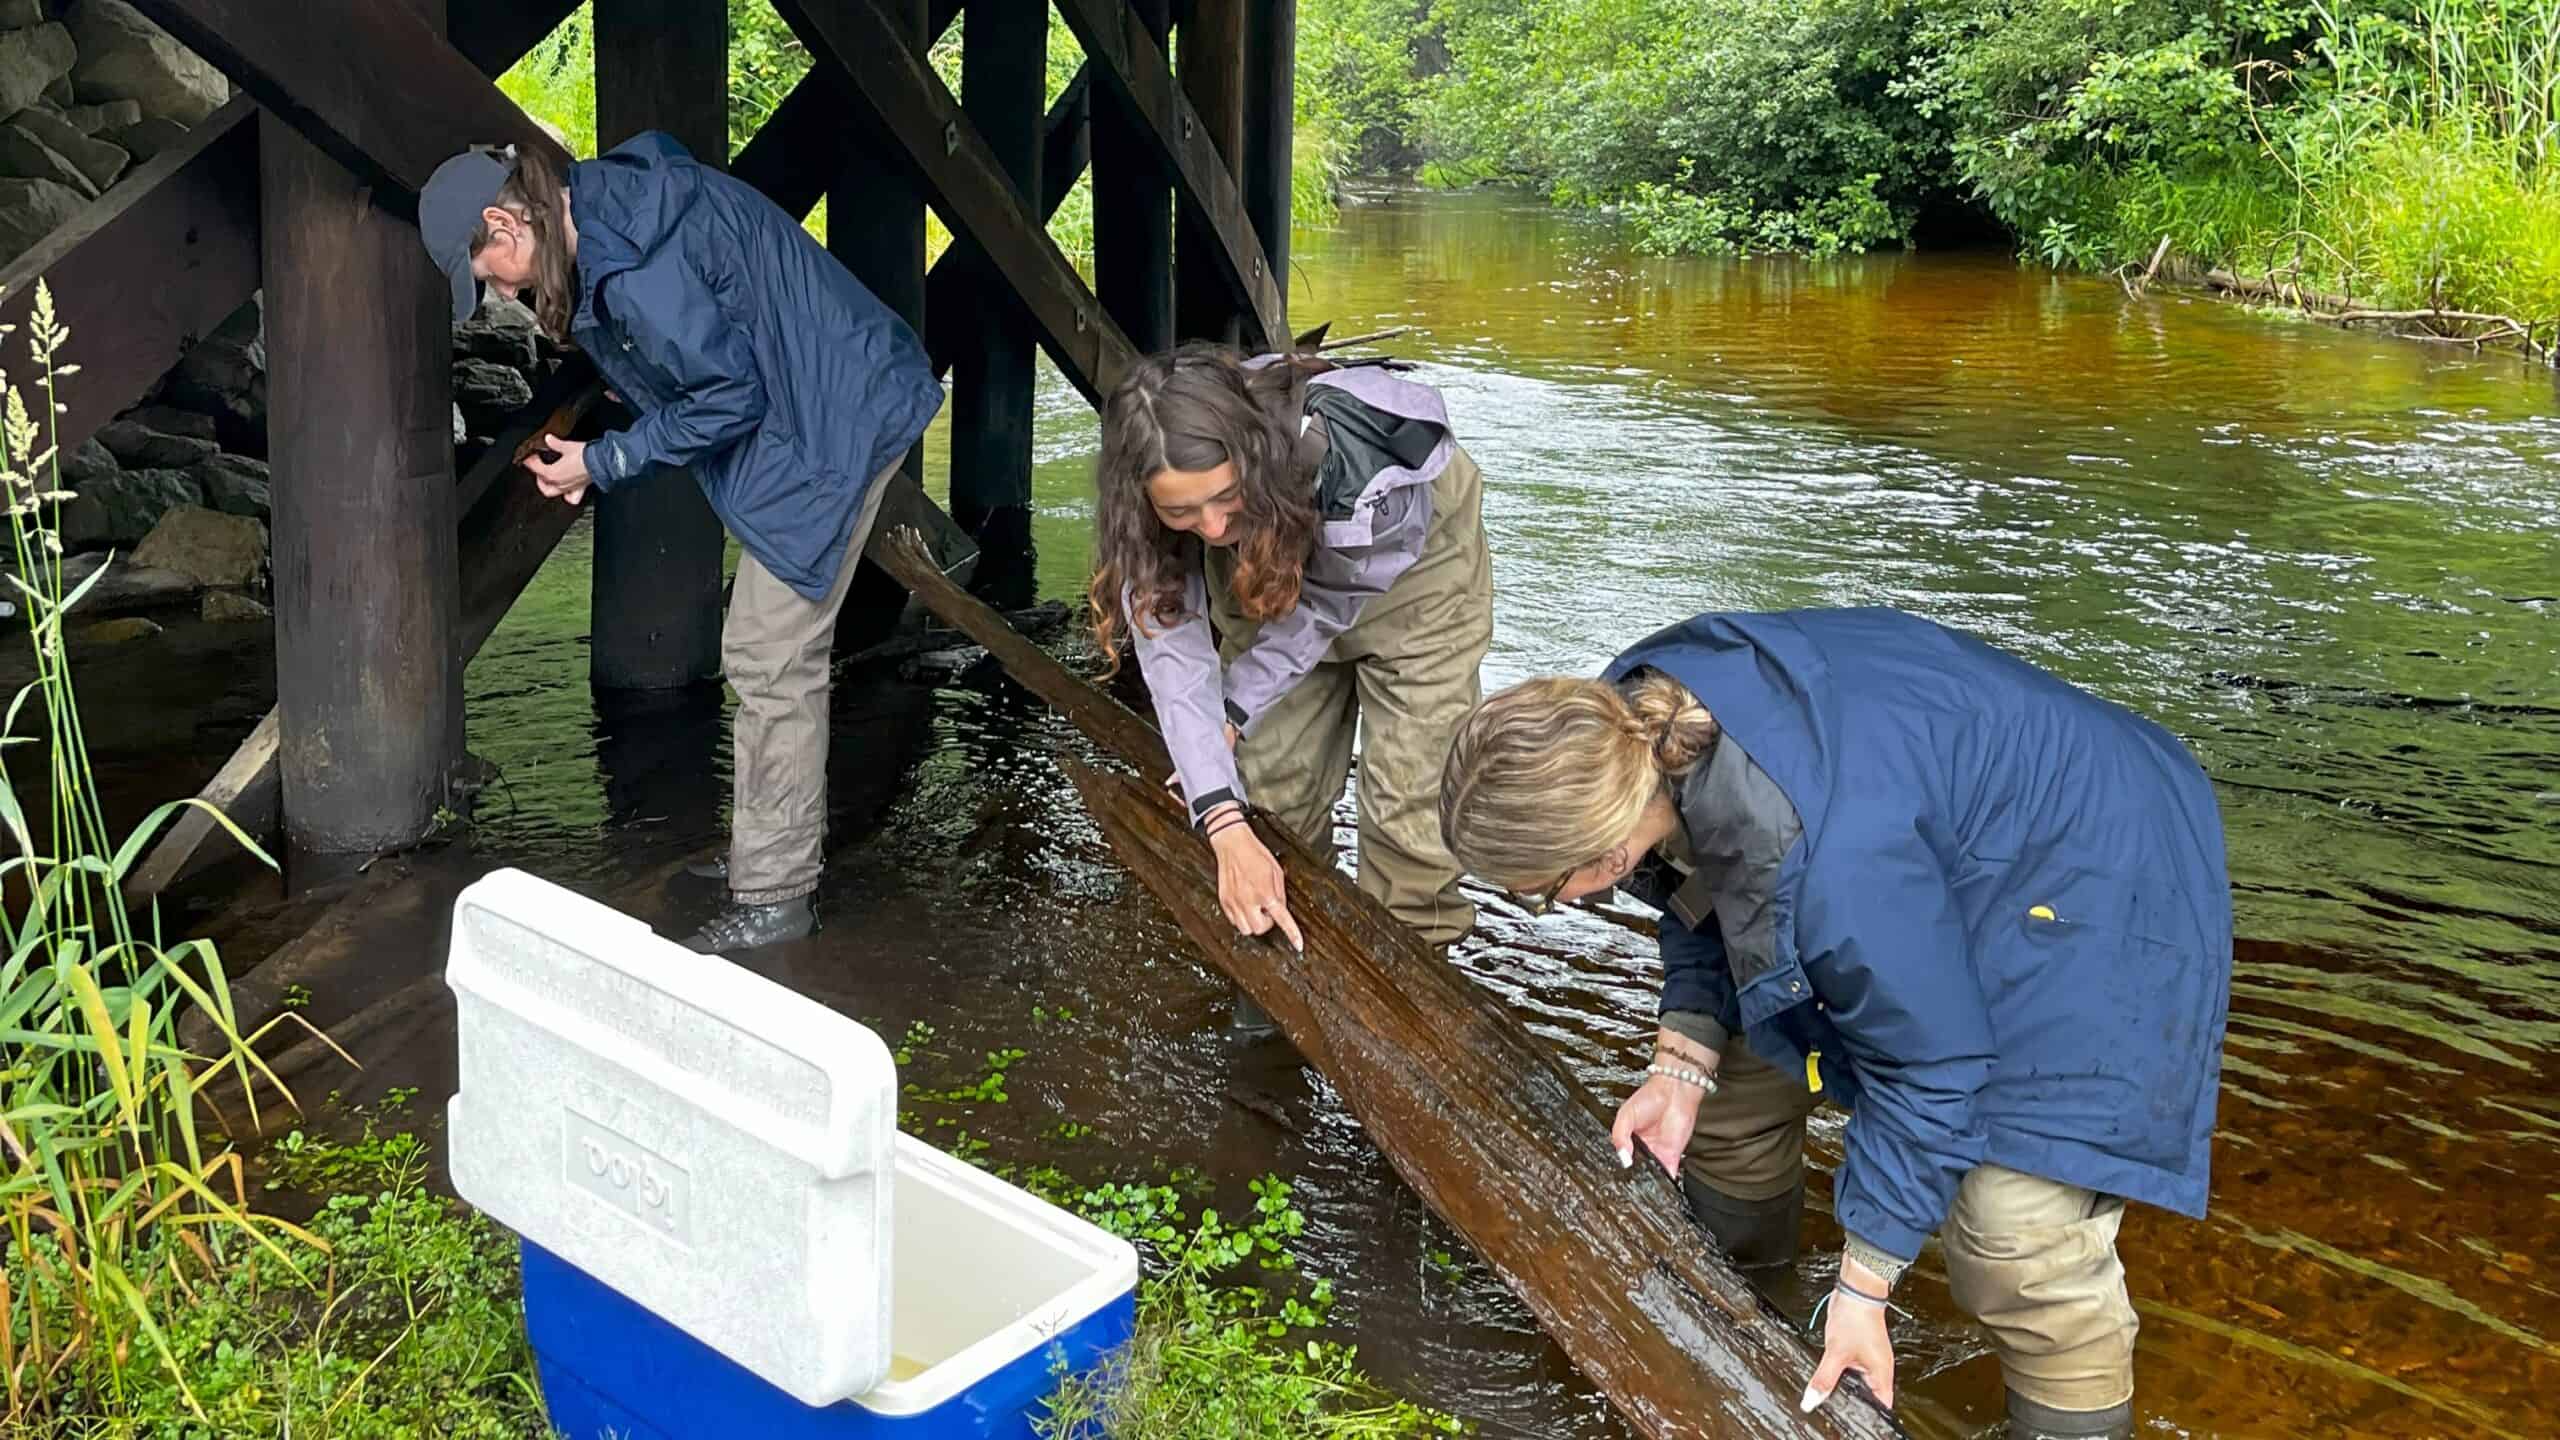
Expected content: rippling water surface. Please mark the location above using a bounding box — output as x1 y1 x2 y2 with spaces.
440 188 2560 1437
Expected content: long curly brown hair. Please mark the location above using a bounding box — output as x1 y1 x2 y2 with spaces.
1087 343 1330 673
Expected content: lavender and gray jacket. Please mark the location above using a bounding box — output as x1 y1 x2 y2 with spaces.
1130 364 1458 822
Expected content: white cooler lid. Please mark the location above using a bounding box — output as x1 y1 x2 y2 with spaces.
444 867 899 1406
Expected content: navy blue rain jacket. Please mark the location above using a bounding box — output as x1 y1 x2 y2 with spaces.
1607 609 2232 1262
569 133 943 601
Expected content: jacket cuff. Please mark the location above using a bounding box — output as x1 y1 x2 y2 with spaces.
1657 1010 1729 1058
1223 697 1248 729
1843 1232 1912 1292
585 433 623 490
1189 787 1241 825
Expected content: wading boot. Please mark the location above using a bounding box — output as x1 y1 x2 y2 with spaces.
682 895 815 953
1228 989 1280 1039
1679 1174 1806 1271
2007 1393 2133 1440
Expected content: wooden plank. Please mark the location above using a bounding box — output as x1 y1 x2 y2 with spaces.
866 526 1906 1440
1092 0 1173 354
1173 0 1246 344
448 0 584 75
589 0 727 691
772 0 1134 406
0 97 258 460
1053 0 1282 349
925 66 1090 378
261 2 464 862
126 0 569 221
1241 0 1293 290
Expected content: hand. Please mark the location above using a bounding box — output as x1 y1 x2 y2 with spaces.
1611 1071 1710 1175
1208 818 1304 952
526 433 592 506
1804 1258 1896 1413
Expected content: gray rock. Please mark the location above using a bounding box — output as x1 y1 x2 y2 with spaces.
8 106 125 190
0 173 80 267
163 294 263 437
122 403 213 441
60 98 140 134
69 614 162 650
0 0 47 30
453 357 533 433
87 465 198 545
191 452 267 517
454 312 539 371
129 504 263 588
60 549 201 617
57 488 107 549
97 416 216 469
109 113 180 160
40 71 68 108
200 588 268 624
0 120 97 197
0 22 73 119
452 403 467 446
59 434 117 490
66 0 226 127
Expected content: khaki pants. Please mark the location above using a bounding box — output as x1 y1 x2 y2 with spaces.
1684 1043 2140 1414
1205 447 1495 947
723 461 899 904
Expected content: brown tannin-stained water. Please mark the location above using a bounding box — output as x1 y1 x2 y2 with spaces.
102 187 2556 1437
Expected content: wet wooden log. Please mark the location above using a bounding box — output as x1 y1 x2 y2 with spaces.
869 529 1902 1440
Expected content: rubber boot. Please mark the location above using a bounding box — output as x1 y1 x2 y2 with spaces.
1228 988 1280 1039
682 894 816 953
685 854 729 881
2007 1391 2134 1440
1679 1173 1805 1271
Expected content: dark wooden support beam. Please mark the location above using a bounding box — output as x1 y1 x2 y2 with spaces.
588 0 728 692
1242 0 1294 299
128 0 568 220
448 0 585 75
259 0 462 864
925 66 1090 379
1054 0 1281 350
0 96 257 462
1174 0 1247 344
1091 0 1173 354
948 0 1048 610
827 0 928 478
772 0 1134 405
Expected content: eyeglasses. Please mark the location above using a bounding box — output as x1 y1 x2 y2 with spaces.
1516 866 1577 918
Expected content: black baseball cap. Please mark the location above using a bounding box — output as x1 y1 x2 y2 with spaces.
421 147 513 324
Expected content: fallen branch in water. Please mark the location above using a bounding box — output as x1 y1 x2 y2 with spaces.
2199 267 2554 366
871 526 1905 1440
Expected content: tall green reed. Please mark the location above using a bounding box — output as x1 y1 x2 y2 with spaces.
0 281 320 1424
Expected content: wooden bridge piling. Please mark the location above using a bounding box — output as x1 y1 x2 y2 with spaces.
1095 0 1174 353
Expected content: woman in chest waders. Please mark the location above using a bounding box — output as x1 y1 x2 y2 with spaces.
1438 609 2233 1439
416 136 942 953
1089 344 1495 999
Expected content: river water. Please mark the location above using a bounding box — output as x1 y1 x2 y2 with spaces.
156 186 2558 1436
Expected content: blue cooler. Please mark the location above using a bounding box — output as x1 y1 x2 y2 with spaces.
442 870 1139 1439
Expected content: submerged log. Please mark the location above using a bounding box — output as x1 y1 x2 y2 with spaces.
871 530 1900 1440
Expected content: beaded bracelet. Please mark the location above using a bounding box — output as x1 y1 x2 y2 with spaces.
1644 1061 1719 1095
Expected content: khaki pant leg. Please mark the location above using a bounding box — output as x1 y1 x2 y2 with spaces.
1678 1038 1823 1202
1339 446 1493 945
723 462 898 902
1942 1164 2140 1414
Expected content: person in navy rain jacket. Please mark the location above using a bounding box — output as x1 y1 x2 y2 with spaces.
415 135 943 953
1437 608 2232 1440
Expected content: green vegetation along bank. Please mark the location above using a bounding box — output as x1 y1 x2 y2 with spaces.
1300 0 2560 340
